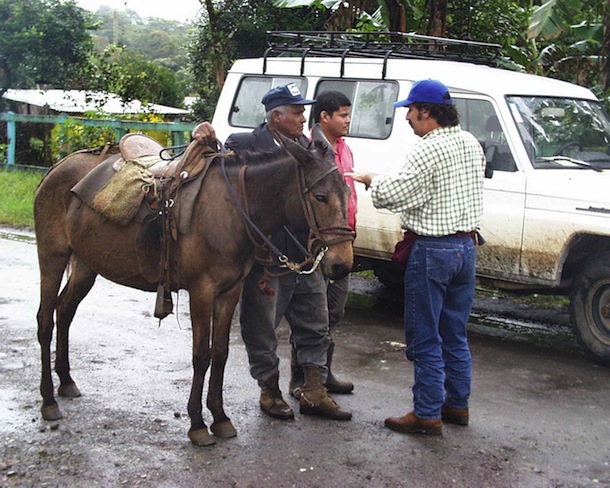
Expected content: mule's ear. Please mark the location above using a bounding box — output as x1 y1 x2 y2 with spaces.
273 130 292 148
274 130 313 163
311 123 333 152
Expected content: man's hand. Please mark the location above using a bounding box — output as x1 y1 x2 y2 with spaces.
192 122 218 145
344 172 377 191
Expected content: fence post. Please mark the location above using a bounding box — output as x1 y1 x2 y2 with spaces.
6 111 16 166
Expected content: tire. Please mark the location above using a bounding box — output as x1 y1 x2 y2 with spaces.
569 253 610 366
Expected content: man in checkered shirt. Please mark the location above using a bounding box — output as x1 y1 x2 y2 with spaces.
347 79 486 436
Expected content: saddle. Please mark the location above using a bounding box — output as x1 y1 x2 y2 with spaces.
71 133 221 320
72 133 216 229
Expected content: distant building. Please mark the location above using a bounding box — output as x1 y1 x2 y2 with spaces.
2 89 189 118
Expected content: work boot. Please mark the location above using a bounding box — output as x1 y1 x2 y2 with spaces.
441 404 469 426
325 340 354 394
258 373 294 420
299 367 352 421
289 346 304 400
384 411 443 436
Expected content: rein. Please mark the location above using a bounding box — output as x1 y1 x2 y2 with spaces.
295 163 356 254
219 153 354 282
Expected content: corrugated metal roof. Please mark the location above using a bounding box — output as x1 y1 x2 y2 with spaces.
2 89 189 115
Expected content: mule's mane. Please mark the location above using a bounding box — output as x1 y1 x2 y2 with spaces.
231 145 294 167
231 140 333 170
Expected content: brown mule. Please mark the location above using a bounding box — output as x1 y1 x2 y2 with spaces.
34 134 354 446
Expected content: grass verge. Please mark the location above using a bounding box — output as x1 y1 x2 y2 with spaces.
0 168 45 229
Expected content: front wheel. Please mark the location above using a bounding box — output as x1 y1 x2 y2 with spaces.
569 254 610 366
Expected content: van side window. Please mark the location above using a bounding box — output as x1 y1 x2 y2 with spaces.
230 76 307 128
315 80 399 139
454 98 517 173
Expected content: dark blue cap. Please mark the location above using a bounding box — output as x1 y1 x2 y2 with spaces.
261 83 317 111
394 79 453 108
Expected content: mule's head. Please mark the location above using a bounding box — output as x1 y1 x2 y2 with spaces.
278 132 354 280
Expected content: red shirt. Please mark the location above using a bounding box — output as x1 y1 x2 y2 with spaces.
335 137 357 232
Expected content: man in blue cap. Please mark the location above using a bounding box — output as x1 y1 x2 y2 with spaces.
347 79 486 435
225 83 352 422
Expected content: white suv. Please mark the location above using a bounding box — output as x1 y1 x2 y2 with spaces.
211 32 610 365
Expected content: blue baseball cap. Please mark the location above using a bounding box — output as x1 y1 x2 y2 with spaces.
393 79 453 108
261 83 317 111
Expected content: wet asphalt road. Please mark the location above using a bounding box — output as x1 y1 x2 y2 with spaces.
0 229 609 487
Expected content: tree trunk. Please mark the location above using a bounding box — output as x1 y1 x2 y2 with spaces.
384 0 406 32
602 0 610 91
202 0 226 89
428 0 447 38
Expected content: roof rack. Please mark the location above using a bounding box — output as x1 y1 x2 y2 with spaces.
264 31 502 78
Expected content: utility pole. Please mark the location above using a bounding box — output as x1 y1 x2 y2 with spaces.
112 1 129 45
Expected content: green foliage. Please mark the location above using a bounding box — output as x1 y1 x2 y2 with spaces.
189 0 328 120
50 114 115 161
0 168 44 229
86 45 184 107
523 0 607 101
0 0 94 96
0 144 7 163
49 111 172 161
88 7 193 65
85 7 196 98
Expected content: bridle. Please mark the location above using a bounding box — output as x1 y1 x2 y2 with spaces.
295 161 355 258
220 152 355 276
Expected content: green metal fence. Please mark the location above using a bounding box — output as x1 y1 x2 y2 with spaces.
1 112 195 166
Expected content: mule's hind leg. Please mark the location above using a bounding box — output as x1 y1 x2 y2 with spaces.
208 286 242 439
55 255 98 399
37 245 71 420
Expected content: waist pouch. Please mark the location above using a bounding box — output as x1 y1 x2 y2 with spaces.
391 232 418 270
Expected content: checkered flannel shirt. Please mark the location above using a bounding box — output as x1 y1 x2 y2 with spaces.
370 125 486 236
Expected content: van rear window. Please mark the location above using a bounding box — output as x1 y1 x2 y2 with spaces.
230 76 307 128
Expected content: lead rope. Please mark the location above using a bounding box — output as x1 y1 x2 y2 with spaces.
222 159 328 294
236 164 326 279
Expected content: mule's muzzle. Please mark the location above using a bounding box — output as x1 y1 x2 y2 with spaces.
319 239 354 280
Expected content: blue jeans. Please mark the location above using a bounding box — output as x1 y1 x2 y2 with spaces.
403 235 476 419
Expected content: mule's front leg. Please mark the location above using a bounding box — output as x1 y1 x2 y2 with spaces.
187 289 215 446
208 287 241 439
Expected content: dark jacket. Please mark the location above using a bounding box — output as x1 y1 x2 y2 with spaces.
225 123 311 268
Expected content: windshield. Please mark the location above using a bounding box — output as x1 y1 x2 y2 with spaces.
506 96 610 170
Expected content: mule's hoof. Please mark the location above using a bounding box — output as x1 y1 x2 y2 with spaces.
188 428 216 446
58 383 81 398
211 420 237 438
41 403 63 421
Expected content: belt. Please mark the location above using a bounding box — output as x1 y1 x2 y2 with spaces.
452 231 477 239
404 229 479 244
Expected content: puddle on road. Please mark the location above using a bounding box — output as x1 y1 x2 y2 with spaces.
346 285 582 356
469 312 581 354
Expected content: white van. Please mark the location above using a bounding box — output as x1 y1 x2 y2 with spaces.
211 32 610 365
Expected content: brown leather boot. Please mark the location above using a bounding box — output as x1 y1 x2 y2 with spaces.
289 345 304 400
441 404 469 426
325 340 354 394
258 373 294 420
384 411 443 435
299 367 352 421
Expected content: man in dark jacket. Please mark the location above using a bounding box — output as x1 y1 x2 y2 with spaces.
225 83 352 421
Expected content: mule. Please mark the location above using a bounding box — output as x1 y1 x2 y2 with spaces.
34 135 354 446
